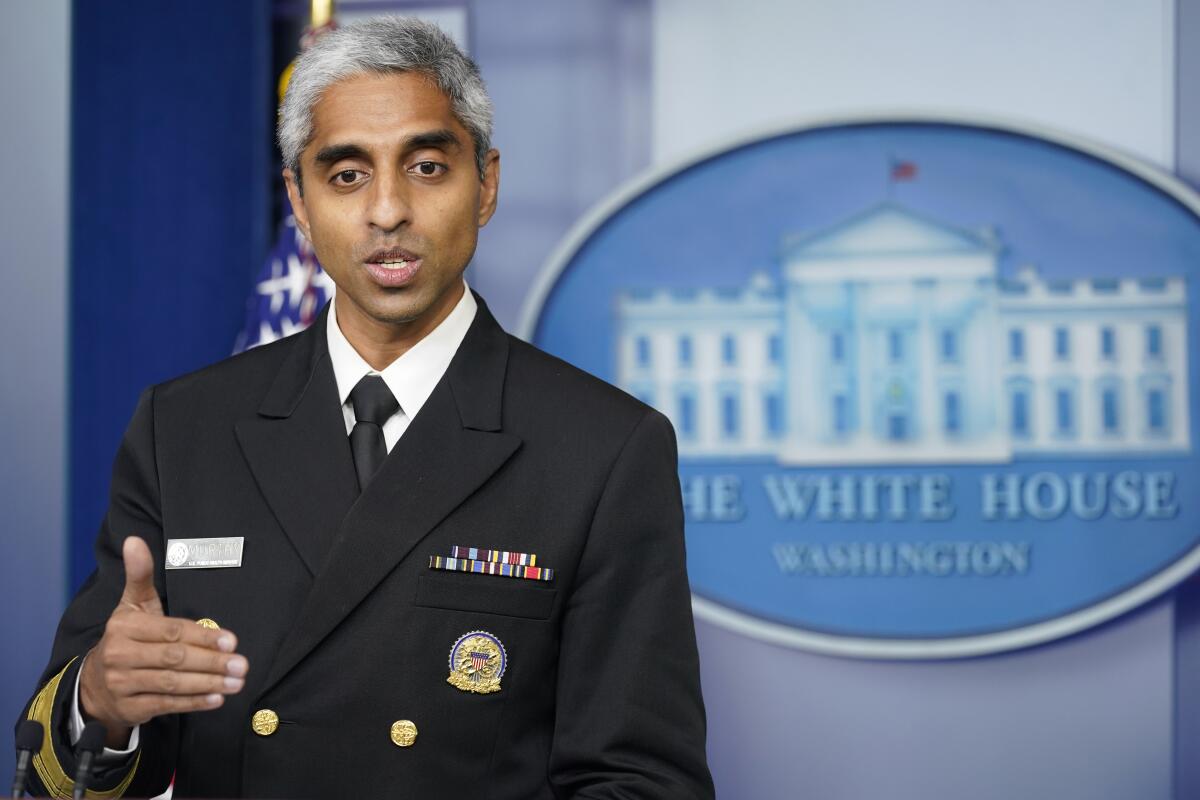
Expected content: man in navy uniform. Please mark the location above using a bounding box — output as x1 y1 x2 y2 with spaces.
21 17 713 799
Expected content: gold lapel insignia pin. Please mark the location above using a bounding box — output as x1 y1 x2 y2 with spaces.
447 630 507 694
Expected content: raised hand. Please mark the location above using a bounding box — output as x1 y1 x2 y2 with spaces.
79 537 248 748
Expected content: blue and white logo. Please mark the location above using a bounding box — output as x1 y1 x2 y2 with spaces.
523 117 1200 658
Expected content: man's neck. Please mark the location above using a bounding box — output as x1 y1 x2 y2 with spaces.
334 283 466 371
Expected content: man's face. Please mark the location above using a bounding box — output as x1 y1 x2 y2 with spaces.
285 71 499 338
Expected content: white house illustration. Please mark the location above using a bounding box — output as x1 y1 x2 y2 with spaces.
615 203 1190 464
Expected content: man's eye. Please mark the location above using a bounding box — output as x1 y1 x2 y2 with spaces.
412 161 446 177
333 170 362 185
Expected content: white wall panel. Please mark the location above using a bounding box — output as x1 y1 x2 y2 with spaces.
654 0 1174 168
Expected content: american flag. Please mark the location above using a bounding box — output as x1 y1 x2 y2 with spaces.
234 16 338 354
470 651 489 674
233 195 336 353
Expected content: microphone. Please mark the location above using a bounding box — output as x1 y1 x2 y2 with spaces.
71 722 106 800
11 719 43 798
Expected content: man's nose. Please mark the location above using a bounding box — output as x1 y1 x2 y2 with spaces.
367 171 410 232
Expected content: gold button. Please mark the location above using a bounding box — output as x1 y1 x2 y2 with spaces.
390 719 417 747
251 709 279 736
196 618 219 630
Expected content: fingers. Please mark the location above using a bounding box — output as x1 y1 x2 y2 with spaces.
98 638 249 678
112 613 237 652
120 537 163 613
80 647 237 729
115 669 245 698
121 692 228 721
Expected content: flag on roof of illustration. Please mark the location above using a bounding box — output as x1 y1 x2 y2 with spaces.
890 158 917 181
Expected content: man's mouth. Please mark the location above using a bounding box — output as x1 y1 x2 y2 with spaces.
364 248 422 287
365 247 419 267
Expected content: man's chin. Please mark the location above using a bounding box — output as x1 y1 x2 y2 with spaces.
367 292 455 327
364 304 430 327
339 278 463 330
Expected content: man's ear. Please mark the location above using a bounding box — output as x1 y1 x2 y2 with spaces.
477 149 500 227
283 168 312 240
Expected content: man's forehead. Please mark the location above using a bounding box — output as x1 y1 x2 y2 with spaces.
305 71 462 151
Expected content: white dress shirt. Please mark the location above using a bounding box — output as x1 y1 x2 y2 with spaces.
326 281 477 450
71 282 478 761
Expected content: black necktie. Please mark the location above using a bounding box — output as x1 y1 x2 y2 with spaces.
349 375 399 491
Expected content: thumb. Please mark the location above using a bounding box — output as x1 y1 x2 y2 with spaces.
120 536 163 614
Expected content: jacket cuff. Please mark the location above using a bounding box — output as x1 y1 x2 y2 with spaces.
26 656 141 799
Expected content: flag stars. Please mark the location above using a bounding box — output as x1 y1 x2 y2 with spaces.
252 316 304 349
256 253 313 315
241 209 336 351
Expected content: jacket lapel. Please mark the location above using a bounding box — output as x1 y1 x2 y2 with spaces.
260 296 522 694
234 308 360 576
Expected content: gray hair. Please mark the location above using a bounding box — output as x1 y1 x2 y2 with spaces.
278 17 493 186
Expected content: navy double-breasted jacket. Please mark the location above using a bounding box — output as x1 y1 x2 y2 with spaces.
22 296 713 799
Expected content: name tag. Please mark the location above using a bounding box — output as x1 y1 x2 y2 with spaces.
165 537 244 569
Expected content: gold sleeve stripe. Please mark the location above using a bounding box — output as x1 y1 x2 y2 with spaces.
28 657 141 800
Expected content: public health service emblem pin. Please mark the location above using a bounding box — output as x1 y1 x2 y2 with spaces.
447 630 507 694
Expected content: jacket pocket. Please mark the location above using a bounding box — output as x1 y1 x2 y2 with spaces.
414 573 557 620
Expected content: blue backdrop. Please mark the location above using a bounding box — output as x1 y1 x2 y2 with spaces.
69 0 273 590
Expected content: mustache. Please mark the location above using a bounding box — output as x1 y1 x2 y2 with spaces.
354 239 427 262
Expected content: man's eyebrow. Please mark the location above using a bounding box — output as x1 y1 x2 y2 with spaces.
313 143 370 166
404 129 462 152
311 131 462 167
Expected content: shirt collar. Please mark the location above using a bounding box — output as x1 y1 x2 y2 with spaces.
326 282 478 419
